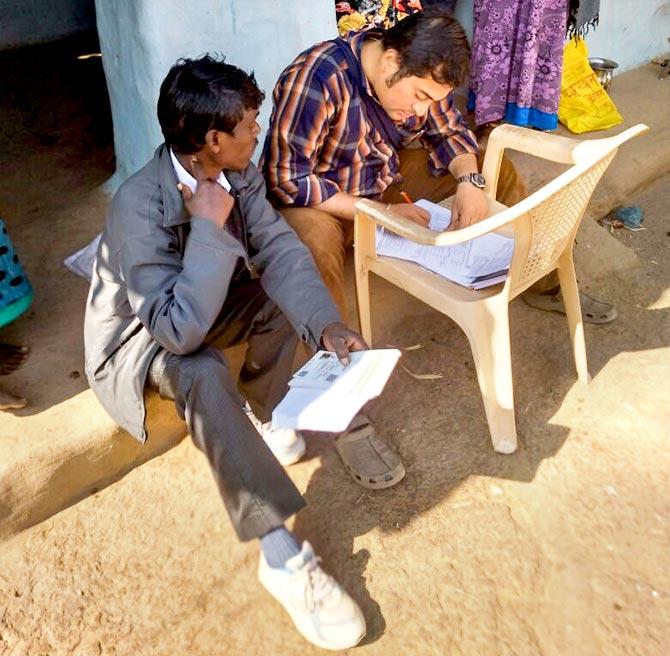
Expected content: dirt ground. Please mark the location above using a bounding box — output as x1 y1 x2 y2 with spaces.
1 35 669 656
0 32 113 414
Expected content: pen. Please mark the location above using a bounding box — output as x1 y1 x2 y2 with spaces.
400 190 413 204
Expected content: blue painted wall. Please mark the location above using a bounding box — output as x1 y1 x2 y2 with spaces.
582 0 670 72
95 0 337 186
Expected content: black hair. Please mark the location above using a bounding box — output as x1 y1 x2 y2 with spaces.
157 54 265 154
381 8 471 87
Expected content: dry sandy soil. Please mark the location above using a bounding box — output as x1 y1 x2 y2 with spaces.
1 34 669 656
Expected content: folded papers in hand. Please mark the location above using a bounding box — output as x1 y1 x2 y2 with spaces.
271 349 401 432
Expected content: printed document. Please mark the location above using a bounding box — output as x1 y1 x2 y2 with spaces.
272 349 401 432
375 199 513 288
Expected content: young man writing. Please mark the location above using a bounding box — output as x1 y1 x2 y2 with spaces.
261 8 525 486
263 8 524 311
263 8 615 333
85 56 366 650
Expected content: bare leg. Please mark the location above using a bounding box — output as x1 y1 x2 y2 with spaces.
0 343 29 410
0 386 27 410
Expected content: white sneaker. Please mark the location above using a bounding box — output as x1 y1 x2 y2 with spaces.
258 541 366 650
244 403 306 466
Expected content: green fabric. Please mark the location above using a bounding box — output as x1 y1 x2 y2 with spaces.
0 289 33 328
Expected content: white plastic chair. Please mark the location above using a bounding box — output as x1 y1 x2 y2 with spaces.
354 123 648 454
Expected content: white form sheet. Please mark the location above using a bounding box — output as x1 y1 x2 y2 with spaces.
375 199 513 287
272 349 401 432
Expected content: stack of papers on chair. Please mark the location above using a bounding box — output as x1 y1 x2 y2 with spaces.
375 199 513 289
271 349 401 432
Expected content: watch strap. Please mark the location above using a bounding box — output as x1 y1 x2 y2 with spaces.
456 173 486 189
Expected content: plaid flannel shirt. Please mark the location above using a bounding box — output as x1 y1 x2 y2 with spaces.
262 28 478 207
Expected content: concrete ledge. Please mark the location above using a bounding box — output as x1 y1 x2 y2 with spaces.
0 390 187 541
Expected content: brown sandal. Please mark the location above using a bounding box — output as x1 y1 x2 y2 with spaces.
523 290 617 324
335 417 405 490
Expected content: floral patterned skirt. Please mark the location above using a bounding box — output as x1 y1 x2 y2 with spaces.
468 0 569 129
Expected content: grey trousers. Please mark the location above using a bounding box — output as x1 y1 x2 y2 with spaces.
147 276 306 541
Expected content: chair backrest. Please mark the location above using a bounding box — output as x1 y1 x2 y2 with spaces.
482 124 648 299
507 151 615 297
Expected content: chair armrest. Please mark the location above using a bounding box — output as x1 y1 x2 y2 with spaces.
485 124 583 165
355 198 518 247
484 123 649 171
481 123 648 201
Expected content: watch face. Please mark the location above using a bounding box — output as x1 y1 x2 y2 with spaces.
471 173 486 189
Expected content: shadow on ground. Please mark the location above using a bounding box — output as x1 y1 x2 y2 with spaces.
292 293 572 640
0 32 114 415
293 205 670 642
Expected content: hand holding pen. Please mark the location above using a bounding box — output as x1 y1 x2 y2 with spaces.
383 189 430 227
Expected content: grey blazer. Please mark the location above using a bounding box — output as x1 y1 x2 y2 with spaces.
84 145 340 441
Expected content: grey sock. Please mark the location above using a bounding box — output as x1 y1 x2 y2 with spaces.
260 526 301 569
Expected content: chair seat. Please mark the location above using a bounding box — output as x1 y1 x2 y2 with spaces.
367 194 511 315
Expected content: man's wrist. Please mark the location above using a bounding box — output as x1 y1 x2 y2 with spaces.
312 312 343 349
456 172 486 189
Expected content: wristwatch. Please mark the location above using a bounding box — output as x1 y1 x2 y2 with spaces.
456 172 486 189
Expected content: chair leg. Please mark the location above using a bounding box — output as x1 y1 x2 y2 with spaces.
464 300 517 454
354 214 375 345
557 254 590 384
355 266 372 345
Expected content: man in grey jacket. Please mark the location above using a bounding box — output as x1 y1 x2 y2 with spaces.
84 55 366 650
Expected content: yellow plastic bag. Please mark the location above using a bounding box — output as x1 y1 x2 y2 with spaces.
558 38 623 133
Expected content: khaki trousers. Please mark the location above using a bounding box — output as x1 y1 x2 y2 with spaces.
279 148 544 319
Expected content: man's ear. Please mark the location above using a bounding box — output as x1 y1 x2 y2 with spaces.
380 48 401 78
204 129 222 153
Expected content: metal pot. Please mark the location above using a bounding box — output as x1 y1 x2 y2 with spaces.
588 57 619 91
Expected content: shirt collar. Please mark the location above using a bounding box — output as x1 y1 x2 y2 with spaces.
169 149 232 193
347 28 379 98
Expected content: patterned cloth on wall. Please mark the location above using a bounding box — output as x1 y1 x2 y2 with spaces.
336 0 423 35
468 0 569 130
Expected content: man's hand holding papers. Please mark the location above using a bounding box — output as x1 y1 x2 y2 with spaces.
321 321 368 365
